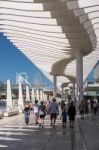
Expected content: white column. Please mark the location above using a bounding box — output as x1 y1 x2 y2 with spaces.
26 85 30 101
42 90 45 100
6 80 13 111
53 75 57 99
39 90 41 100
40 90 43 100
18 83 24 110
62 86 64 100
76 49 83 102
72 82 75 101
31 87 35 103
36 89 39 100
45 93 47 100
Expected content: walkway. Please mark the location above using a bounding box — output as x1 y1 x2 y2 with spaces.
0 112 99 150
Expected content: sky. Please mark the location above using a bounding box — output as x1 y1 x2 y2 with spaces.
85 60 99 82
0 33 53 88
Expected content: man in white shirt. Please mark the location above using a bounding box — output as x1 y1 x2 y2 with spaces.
49 98 59 127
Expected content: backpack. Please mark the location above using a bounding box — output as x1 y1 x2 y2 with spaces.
39 105 46 115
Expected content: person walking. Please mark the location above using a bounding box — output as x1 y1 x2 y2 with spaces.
39 101 46 128
24 102 31 125
93 101 98 115
79 100 85 119
49 98 59 127
61 100 66 111
85 100 89 114
68 101 76 128
32 100 39 125
61 108 68 128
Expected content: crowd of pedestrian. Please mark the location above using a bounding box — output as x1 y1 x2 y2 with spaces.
24 97 99 128
24 98 59 128
24 98 77 129
79 98 99 118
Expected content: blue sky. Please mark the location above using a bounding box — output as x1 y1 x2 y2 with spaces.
85 60 99 82
0 33 53 88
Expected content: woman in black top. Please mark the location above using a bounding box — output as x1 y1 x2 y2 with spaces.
68 101 76 128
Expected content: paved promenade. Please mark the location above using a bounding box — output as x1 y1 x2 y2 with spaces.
0 112 99 150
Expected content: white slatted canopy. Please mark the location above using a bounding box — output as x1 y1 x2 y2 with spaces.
0 0 99 86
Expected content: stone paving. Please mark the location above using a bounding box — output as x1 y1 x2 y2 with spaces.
0 112 99 150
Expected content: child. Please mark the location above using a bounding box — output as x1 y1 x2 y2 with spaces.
61 108 67 128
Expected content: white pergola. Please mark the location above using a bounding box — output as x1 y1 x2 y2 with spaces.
0 0 99 97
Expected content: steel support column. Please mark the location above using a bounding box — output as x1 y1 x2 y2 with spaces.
76 49 83 102
72 82 75 101
53 75 57 99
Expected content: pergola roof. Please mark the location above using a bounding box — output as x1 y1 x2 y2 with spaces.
0 0 99 86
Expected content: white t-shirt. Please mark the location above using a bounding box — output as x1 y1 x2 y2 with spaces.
93 103 97 108
33 104 39 113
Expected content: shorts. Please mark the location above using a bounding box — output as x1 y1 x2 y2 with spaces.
50 113 57 119
40 115 45 118
69 116 75 121
62 118 67 122
80 110 84 114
